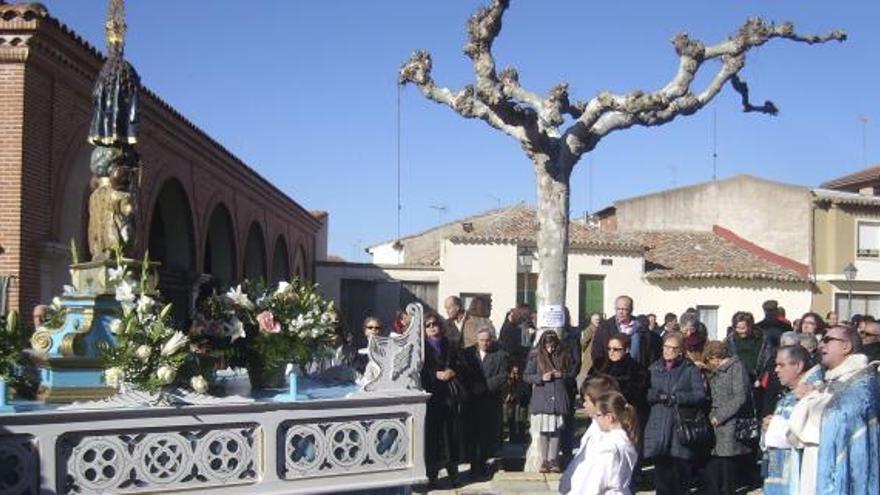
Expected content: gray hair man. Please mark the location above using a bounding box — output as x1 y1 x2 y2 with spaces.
788 325 880 495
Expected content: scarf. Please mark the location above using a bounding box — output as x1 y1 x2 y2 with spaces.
426 335 445 357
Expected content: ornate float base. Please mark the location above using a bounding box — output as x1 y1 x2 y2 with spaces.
30 259 157 403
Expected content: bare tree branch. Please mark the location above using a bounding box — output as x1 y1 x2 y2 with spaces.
561 17 845 163
731 74 778 115
400 50 529 142
400 3 844 173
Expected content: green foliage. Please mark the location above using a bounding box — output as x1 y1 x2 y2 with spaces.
99 256 208 393
0 310 25 381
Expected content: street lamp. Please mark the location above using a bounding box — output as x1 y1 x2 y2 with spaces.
517 251 534 307
843 262 858 321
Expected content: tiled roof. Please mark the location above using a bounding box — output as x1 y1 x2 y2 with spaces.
371 204 644 266
375 204 808 283
812 188 880 207
447 205 644 252
635 230 808 283
820 164 880 190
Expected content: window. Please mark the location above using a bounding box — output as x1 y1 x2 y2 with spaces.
835 293 880 321
697 305 719 340
516 273 538 312
857 221 880 258
460 293 492 318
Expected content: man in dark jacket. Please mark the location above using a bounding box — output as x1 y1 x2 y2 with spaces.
860 321 880 362
593 295 652 366
461 327 508 479
755 300 791 365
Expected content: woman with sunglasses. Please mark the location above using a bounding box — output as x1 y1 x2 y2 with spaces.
420 312 466 488
524 331 575 473
588 334 648 425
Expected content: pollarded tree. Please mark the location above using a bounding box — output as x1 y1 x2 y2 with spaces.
400 0 844 328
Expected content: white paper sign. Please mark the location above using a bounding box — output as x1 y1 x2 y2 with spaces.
537 305 565 328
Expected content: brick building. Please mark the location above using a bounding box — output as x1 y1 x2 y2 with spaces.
0 3 325 322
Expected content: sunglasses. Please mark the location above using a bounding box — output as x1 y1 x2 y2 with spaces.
607 347 625 352
426 321 440 327
365 325 382 330
821 336 846 344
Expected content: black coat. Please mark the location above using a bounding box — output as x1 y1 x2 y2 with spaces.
643 358 707 461
420 340 465 469
499 321 529 369
461 346 509 460
588 355 649 413
524 349 576 416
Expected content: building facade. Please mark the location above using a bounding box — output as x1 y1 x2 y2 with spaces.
812 167 880 318
0 3 323 322
319 205 811 340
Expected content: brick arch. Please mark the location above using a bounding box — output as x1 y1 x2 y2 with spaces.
50 130 92 249
242 220 268 282
145 176 198 324
270 234 291 283
292 242 309 281
203 202 238 288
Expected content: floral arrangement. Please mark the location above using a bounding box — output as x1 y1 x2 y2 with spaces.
0 310 23 382
192 279 338 388
100 259 210 394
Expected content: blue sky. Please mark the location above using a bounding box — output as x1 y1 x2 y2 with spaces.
43 1 878 261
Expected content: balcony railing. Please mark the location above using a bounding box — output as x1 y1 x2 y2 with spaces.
0 390 428 494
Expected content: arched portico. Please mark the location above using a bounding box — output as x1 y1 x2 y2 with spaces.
271 236 291 283
203 204 236 288
243 222 267 282
147 178 196 324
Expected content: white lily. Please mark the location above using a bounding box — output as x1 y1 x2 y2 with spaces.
135 345 152 362
136 295 155 315
108 318 122 335
108 266 125 282
115 280 135 303
160 331 189 356
224 316 246 342
224 285 254 310
156 365 176 385
275 281 292 296
104 367 123 387
190 375 209 394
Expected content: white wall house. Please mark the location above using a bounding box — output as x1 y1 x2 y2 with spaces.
317 204 812 341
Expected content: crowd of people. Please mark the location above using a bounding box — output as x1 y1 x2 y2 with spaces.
353 295 880 494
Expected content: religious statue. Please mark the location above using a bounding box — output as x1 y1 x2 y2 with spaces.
85 0 141 262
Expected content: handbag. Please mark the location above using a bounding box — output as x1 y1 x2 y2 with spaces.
673 404 714 447
447 376 470 404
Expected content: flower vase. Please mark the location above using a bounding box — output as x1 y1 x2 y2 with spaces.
247 362 288 390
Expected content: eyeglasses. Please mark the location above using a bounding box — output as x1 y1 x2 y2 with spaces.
365 325 382 330
607 347 625 352
425 321 439 328
663 345 681 351
821 336 846 344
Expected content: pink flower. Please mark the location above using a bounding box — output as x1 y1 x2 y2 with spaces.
257 311 281 334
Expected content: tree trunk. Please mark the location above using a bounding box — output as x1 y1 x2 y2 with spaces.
534 159 570 333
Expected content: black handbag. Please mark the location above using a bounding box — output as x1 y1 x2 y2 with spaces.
673 404 714 447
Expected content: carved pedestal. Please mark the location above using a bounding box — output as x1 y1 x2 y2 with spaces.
30 260 157 403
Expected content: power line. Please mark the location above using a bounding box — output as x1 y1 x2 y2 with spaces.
396 84 402 241
712 108 718 181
